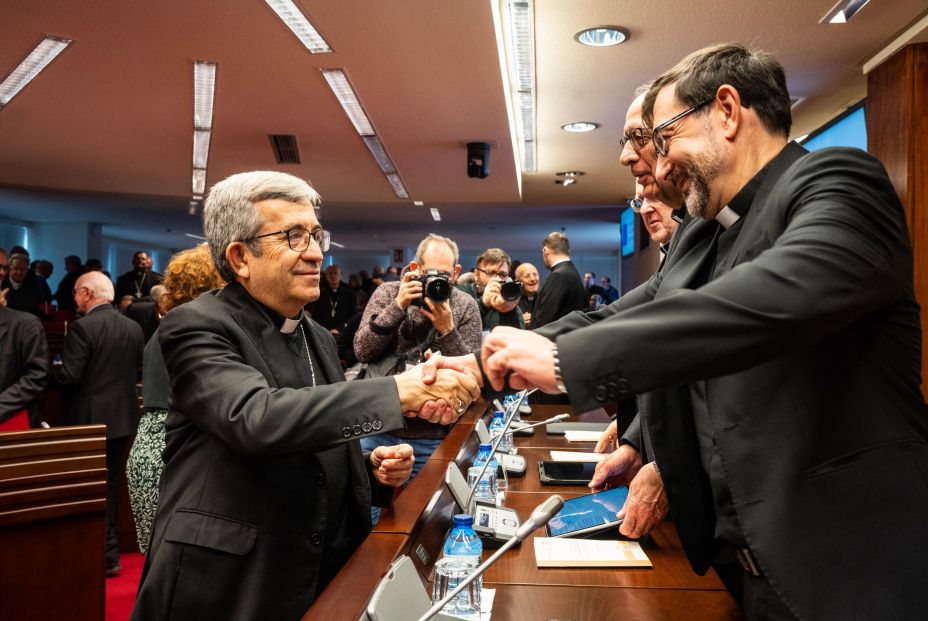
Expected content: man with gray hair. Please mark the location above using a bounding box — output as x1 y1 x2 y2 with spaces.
354 233 481 521
53 269 144 577
133 173 479 619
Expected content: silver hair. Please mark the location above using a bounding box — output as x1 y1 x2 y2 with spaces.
415 233 459 266
79 271 115 301
203 171 322 282
149 284 167 303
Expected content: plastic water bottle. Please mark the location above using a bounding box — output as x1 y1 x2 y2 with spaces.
503 394 523 423
437 514 483 618
468 443 498 503
488 410 513 454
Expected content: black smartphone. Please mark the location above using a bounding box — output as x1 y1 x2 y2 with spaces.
537 460 599 485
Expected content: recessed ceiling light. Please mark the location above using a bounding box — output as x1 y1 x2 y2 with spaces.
820 0 871 24
556 171 585 177
0 36 72 109
555 178 576 187
575 27 628 47
561 122 599 133
430 208 441 222
413 200 424 206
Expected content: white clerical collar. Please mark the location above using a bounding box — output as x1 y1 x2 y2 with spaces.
715 206 741 230
280 316 302 334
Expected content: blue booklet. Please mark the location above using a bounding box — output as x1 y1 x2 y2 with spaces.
545 486 629 538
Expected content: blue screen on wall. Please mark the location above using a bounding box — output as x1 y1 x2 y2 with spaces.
801 104 867 152
620 207 635 257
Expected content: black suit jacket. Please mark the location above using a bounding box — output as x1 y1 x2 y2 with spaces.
2 272 49 318
0 305 49 425
52 303 143 439
308 282 358 333
132 282 406 620
540 144 928 619
532 260 586 328
114 269 163 301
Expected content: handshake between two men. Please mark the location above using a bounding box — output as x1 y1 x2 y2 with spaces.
409 326 669 540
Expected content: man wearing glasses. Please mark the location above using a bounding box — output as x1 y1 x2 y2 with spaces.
0 246 49 431
132 173 480 620
422 44 927 619
54 270 144 577
353 233 482 523
462 247 526 330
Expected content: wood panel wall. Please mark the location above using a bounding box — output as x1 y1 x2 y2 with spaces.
866 43 928 400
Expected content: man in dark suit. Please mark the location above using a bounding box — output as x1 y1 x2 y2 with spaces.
423 44 928 620
114 250 163 311
307 264 357 337
53 270 144 576
0 248 50 429
531 231 586 328
1 253 50 318
54 255 85 313
131 171 479 620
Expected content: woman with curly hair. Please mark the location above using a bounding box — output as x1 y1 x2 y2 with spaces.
126 244 226 554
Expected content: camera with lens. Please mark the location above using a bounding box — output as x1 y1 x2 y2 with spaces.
410 269 453 306
499 278 522 302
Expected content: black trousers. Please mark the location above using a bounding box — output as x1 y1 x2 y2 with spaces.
105 436 128 569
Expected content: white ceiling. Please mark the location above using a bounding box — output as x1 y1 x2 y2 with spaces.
1 0 926 253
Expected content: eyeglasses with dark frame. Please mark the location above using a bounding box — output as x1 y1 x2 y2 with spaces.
475 267 509 279
245 227 331 253
651 98 713 157
619 127 652 151
627 197 644 213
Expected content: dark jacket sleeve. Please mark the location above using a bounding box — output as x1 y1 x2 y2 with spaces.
556 149 915 413
160 301 406 458
52 319 91 386
0 313 49 417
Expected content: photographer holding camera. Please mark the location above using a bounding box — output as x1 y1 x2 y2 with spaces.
459 247 525 330
354 234 481 522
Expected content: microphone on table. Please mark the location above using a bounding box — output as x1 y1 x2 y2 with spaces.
465 389 541 512
416 495 565 621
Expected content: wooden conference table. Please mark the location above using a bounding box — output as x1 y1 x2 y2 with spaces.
305 405 742 620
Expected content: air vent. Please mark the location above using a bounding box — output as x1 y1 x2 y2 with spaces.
268 134 301 164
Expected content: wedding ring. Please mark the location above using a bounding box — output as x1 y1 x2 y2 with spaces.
453 399 466 414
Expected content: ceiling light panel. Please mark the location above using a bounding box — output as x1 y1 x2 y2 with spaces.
386 173 409 199
503 0 537 173
192 168 207 195
193 130 211 168
0 36 72 109
321 69 375 136
430 208 441 221
265 0 332 53
193 61 216 129
362 136 397 174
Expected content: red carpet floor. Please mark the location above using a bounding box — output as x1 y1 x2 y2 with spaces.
106 552 144 621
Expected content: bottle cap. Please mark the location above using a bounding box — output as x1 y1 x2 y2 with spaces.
493 410 504 419
452 514 474 527
478 443 492 452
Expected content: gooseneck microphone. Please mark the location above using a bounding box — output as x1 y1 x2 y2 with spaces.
463 389 543 513
416 495 565 621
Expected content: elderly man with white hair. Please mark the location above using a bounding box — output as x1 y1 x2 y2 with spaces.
53 269 144 577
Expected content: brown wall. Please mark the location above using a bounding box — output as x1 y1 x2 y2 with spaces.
866 43 928 400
